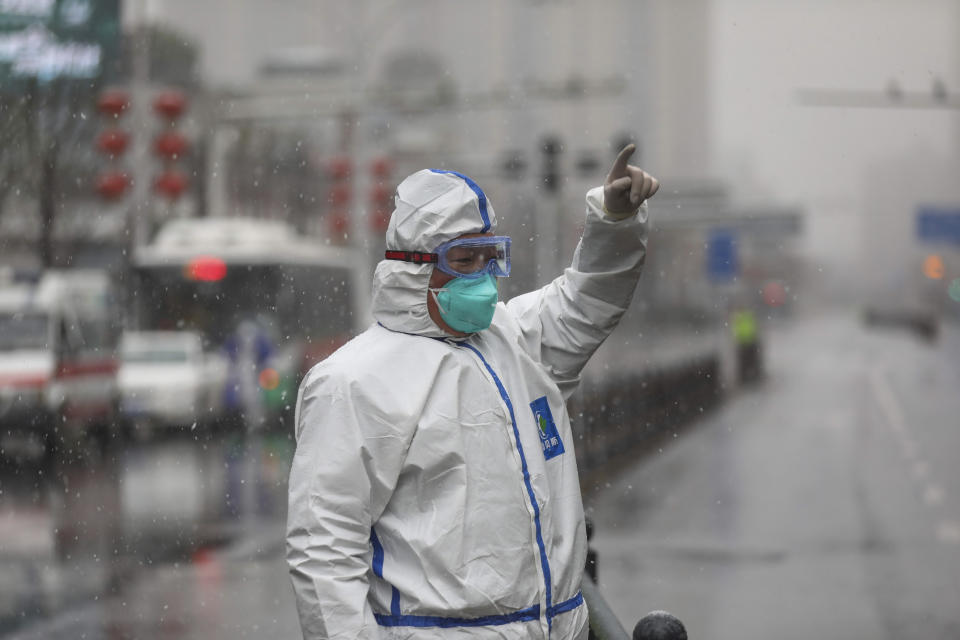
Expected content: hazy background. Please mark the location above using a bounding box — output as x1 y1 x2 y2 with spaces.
130 0 960 307
3 2 960 638
711 0 960 299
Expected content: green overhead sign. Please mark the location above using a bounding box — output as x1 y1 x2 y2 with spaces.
0 0 119 86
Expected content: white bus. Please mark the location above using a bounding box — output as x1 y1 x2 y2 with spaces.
129 218 369 428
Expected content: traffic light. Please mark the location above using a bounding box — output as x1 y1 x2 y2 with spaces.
500 149 527 181
612 132 640 164
540 135 563 194
575 150 600 177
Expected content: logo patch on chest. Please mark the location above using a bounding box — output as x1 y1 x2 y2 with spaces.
529 396 564 460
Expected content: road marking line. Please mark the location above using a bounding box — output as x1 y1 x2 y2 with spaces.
871 368 959 540
869 368 907 439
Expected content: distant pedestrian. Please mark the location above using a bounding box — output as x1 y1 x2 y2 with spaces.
287 144 658 639
731 306 763 383
223 318 273 427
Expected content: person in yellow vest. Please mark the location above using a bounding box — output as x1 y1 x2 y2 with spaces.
731 307 763 384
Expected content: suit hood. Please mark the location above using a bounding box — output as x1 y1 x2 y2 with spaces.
371 169 498 337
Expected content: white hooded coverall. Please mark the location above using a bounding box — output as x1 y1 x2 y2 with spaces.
287 169 648 640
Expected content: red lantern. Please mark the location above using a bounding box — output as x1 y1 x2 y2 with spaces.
96 128 130 156
369 182 394 233
328 183 352 207
154 170 189 199
370 156 392 178
368 183 393 206
370 209 391 233
153 89 187 119
97 89 130 118
327 156 352 180
153 131 189 159
95 171 131 199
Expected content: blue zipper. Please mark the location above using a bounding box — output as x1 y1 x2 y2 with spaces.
460 342 553 629
369 340 575 632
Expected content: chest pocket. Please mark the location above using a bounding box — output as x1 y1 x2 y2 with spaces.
529 396 565 460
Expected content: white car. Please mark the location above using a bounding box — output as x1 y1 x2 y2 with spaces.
118 331 228 432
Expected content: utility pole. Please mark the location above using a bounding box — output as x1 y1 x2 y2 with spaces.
23 75 59 269
39 140 57 268
346 0 405 325
128 1 153 253
538 135 564 287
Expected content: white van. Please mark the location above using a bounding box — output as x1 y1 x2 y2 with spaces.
117 330 228 432
0 270 121 451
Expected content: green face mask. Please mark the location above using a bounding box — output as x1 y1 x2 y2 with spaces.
430 274 498 333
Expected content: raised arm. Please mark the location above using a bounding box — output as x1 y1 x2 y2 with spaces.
505 144 659 395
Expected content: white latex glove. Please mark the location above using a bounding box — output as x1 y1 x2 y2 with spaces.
603 144 659 220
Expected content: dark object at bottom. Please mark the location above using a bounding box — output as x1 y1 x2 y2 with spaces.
862 306 939 342
633 611 688 640
737 341 763 384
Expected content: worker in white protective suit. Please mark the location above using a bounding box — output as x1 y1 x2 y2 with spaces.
287 144 659 640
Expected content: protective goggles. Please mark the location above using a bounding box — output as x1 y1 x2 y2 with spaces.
385 235 511 279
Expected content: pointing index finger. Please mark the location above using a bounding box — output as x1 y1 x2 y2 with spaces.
607 144 636 180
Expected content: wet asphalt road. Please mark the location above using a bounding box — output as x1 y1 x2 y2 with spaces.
588 309 960 639
0 427 296 639
2 308 960 639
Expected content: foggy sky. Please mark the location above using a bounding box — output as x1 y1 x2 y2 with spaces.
134 0 960 289
711 0 959 276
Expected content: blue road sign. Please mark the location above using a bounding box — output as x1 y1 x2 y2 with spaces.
707 229 739 280
917 207 960 246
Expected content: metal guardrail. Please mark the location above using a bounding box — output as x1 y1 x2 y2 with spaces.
572 350 712 638
584 517 688 640
581 573 631 640
582 574 688 640
572 354 722 485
